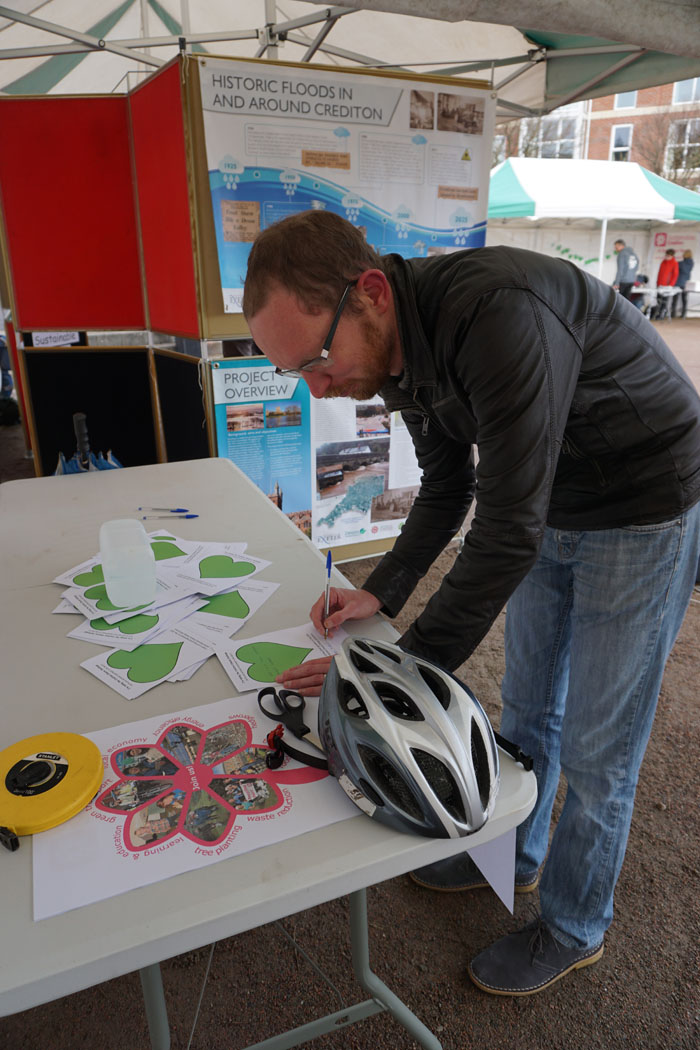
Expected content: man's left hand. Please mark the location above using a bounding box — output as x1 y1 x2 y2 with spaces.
275 656 333 697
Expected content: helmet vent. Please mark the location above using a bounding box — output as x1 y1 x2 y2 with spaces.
372 643 402 663
358 745 422 820
355 639 374 654
340 680 369 719
358 777 384 807
349 648 381 675
374 683 424 721
416 664 451 710
412 748 466 824
470 720 492 810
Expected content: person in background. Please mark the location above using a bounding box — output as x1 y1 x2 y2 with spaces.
672 250 694 318
242 210 700 999
612 239 639 299
654 249 680 319
629 273 649 311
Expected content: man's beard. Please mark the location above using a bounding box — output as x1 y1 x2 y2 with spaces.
324 315 394 400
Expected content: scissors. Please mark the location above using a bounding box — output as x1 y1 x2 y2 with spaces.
257 687 325 770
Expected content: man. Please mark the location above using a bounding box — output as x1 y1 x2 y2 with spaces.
243 210 700 996
612 238 639 299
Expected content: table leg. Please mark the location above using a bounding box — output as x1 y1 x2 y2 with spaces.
349 888 443 1050
139 963 171 1050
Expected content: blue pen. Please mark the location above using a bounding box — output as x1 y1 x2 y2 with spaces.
137 506 189 513
141 514 198 520
323 549 332 639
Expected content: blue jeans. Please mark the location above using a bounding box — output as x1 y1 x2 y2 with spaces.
501 502 700 950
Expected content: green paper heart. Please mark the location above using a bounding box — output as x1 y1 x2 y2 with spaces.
236 641 312 683
107 642 183 683
84 583 148 613
199 555 255 579
73 564 104 588
90 613 160 634
151 539 186 561
201 591 250 620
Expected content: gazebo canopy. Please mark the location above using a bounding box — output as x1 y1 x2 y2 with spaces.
0 1 699 121
489 158 700 222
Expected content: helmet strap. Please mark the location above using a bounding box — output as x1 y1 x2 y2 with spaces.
265 724 329 771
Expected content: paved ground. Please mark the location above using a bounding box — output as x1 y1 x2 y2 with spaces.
1 318 699 1049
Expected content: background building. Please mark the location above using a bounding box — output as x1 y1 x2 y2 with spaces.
495 78 700 192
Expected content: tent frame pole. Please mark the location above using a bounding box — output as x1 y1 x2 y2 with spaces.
597 217 609 279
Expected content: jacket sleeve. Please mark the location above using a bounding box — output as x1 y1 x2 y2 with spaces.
365 287 582 671
614 251 624 284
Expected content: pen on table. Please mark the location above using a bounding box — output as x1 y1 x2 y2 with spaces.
137 506 189 513
323 549 332 639
141 514 198 520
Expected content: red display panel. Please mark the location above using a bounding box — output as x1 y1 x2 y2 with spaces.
129 61 200 337
0 96 145 330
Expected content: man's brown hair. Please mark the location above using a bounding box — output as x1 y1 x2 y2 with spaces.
242 210 384 319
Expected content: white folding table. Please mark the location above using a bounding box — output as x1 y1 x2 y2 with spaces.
0 458 536 1050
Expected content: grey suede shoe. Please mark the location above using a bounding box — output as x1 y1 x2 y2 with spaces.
468 917 604 996
409 852 540 893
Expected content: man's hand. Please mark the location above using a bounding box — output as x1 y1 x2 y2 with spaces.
311 586 381 635
275 656 333 697
275 588 382 696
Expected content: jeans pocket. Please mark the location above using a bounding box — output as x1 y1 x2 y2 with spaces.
621 518 681 533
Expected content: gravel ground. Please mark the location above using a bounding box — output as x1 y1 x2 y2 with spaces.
1 319 699 1048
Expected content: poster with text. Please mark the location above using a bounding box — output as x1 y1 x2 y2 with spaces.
211 358 313 537
198 57 496 313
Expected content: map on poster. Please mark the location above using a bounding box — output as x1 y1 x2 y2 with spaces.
197 56 495 313
32 695 358 921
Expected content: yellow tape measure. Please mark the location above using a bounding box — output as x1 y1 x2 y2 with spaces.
0 732 103 850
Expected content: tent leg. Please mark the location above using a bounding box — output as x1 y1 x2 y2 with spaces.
597 217 608 279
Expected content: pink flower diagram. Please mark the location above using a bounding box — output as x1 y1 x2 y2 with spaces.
95 719 327 852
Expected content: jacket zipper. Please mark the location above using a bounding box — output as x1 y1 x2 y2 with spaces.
411 388 431 436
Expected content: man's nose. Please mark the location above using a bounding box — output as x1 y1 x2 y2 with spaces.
304 371 332 399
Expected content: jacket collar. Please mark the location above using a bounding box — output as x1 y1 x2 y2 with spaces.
383 255 438 395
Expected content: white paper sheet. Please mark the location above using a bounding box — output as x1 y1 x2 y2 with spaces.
80 623 216 700
216 622 347 693
67 595 206 650
32 694 357 920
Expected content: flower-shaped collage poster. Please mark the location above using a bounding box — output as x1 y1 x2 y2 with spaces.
96 718 326 852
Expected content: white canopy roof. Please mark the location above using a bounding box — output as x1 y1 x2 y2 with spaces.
489 158 700 222
0 1 698 120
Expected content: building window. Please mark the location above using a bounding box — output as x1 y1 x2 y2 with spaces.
614 91 637 108
519 107 581 159
610 124 632 161
673 78 700 104
667 119 700 173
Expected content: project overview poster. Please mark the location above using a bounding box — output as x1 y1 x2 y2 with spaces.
211 358 422 550
210 359 313 537
197 57 496 312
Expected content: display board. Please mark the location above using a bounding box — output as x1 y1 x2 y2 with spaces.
0 96 145 331
129 61 201 337
196 56 495 314
209 358 313 537
209 357 421 550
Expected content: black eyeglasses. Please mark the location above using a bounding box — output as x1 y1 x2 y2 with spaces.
274 280 358 379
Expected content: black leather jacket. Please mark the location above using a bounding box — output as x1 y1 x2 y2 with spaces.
364 246 700 671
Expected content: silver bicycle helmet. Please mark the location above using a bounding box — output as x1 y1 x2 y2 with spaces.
318 637 500 838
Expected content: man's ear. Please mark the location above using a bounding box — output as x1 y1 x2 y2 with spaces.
355 269 392 314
